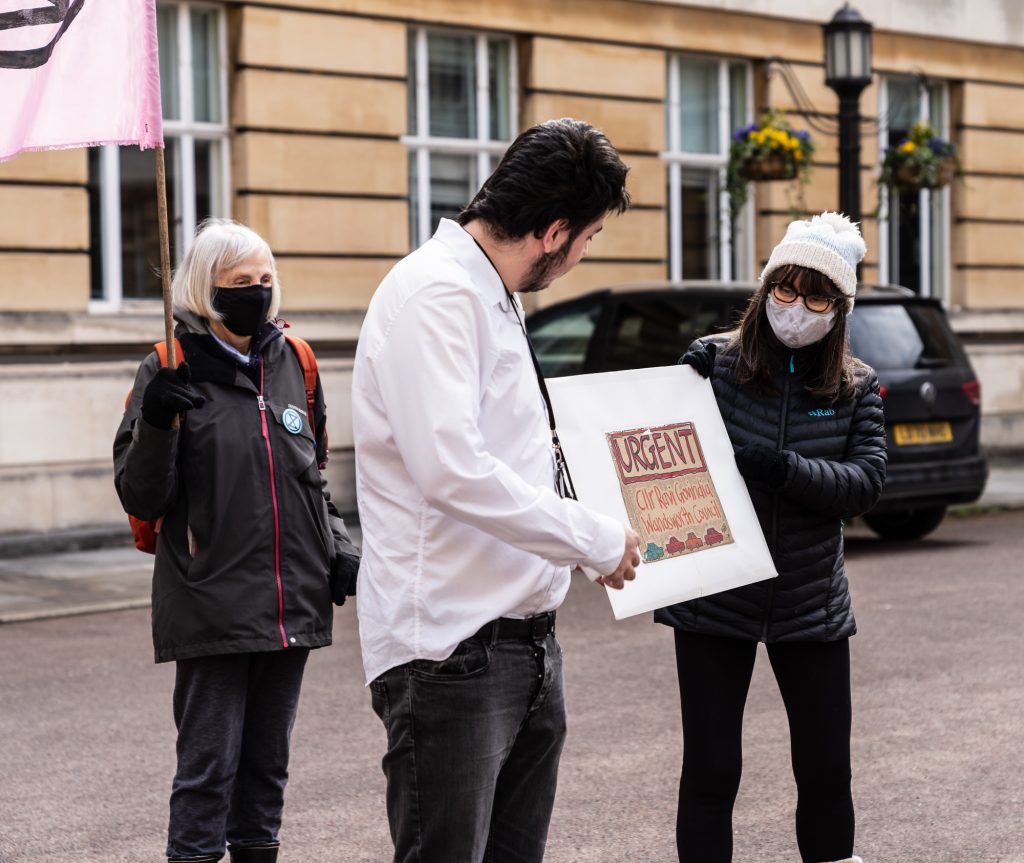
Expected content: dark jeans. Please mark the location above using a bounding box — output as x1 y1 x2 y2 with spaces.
370 623 567 863
673 630 853 863
166 648 310 860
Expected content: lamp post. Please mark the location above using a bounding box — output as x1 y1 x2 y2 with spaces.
823 3 873 226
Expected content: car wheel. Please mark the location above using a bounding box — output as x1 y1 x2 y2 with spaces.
863 506 948 541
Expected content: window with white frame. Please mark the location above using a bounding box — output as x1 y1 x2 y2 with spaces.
878 76 951 300
88 1 229 305
664 54 753 282
404 28 517 249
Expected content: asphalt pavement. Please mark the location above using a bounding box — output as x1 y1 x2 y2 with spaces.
0 461 1021 625
2 509 1024 862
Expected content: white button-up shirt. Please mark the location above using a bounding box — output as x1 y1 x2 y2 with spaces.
352 219 625 683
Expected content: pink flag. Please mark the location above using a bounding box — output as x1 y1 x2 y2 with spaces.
0 0 163 162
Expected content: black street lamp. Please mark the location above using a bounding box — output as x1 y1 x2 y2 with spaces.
823 3 873 226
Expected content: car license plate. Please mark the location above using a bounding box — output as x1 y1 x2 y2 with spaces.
893 421 953 446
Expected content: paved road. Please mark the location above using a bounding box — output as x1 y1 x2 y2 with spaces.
2 512 1023 863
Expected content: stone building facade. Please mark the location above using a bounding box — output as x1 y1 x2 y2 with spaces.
1 0 1021 534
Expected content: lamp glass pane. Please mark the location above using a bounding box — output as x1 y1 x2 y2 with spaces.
848 31 864 79
834 31 850 80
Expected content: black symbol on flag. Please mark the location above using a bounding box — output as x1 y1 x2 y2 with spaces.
0 0 86 70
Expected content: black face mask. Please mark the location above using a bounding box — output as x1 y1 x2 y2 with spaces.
211 284 273 337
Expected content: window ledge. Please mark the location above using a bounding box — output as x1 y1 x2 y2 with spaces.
0 309 366 350
949 309 1024 338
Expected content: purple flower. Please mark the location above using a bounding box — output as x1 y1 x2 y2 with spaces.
795 130 811 141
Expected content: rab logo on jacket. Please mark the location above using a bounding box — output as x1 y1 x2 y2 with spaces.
808 408 837 417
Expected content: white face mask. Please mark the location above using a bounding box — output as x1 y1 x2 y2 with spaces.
765 295 837 349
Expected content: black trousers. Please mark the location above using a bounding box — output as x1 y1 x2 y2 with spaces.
673 630 854 863
370 626 566 863
166 648 310 859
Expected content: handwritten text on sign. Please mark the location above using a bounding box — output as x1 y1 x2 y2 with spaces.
607 422 734 562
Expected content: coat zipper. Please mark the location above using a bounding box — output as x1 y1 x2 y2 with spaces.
760 353 793 641
258 359 288 649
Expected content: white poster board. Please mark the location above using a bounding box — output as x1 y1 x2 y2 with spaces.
547 365 776 619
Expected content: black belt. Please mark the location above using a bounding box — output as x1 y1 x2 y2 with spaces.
472 611 556 642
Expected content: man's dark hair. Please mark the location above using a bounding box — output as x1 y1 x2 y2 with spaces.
457 118 630 244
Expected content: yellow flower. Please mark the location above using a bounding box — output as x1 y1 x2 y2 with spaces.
899 140 917 154
794 150 804 161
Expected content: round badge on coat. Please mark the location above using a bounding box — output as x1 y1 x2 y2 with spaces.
282 408 304 435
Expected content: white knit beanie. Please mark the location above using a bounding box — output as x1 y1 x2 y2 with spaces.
760 212 866 311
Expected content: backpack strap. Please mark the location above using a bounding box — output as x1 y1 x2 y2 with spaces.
153 338 184 369
124 338 184 410
284 334 327 467
125 338 184 554
284 334 319 432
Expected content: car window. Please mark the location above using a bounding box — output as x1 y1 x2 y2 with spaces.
848 303 965 370
529 301 602 376
604 296 741 372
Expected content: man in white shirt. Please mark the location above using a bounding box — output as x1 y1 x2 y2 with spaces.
352 118 641 863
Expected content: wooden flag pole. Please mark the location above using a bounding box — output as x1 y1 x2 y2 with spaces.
155 146 176 369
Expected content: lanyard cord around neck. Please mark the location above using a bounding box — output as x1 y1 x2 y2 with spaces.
469 234 579 501
508 297 579 501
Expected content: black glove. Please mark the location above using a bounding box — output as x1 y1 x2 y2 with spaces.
734 443 788 488
329 550 360 606
678 341 717 380
141 363 206 430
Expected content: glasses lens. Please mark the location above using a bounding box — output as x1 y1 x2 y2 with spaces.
771 282 797 303
805 295 833 313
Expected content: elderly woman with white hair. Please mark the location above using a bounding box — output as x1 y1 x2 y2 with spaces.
114 218 359 863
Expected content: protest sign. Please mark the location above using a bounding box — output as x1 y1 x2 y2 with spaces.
547 364 776 619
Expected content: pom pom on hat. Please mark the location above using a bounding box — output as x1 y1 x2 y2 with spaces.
760 211 866 311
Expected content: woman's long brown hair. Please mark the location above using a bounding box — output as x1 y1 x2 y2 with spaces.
728 264 867 404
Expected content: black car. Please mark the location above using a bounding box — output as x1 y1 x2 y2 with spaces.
527 282 988 540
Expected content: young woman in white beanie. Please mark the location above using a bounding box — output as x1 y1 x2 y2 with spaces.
657 212 887 863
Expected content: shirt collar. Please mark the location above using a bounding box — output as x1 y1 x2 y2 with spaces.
432 218 520 311
205 321 282 366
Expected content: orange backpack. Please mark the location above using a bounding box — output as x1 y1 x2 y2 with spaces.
126 335 320 554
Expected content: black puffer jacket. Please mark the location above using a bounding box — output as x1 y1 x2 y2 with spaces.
114 309 359 663
655 332 887 642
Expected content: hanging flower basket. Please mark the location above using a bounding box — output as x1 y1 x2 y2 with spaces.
881 123 961 194
893 153 958 192
740 151 798 182
727 110 814 221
